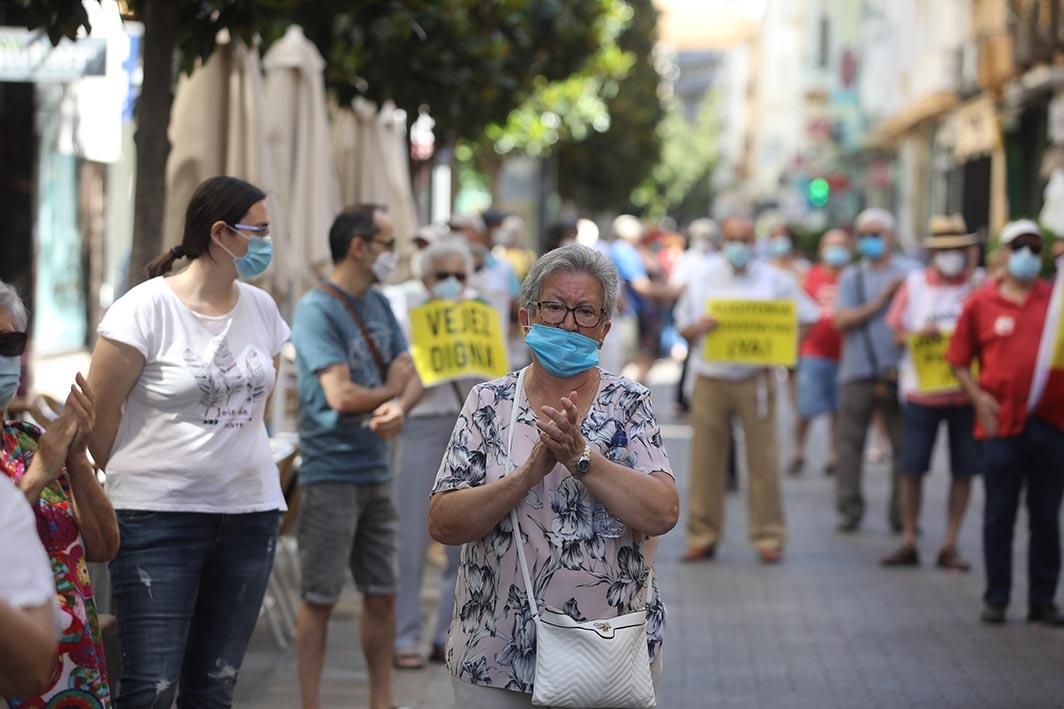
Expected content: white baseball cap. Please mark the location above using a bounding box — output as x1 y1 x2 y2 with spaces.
1000 219 1042 245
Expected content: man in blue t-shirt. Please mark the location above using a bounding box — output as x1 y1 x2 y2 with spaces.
291 204 423 709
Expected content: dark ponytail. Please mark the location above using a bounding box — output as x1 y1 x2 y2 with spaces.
144 176 267 279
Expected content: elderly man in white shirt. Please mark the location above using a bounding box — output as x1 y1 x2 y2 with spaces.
676 214 820 564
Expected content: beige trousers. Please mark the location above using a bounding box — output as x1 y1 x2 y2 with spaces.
687 372 785 552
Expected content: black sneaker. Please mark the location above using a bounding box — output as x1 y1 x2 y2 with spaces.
980 604 1007 624
1027 605 1064 626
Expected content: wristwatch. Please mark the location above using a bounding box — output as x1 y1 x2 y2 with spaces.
573 445 593 480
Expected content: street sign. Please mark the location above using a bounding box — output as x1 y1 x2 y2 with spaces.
0 27 106 82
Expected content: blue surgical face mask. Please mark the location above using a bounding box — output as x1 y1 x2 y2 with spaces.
723 242 752 270
219 228 273 279
858 234 886 260
823 245 851 268
431 277 463 301
769 236 793 258
0 356 21 411
525 323 600 378
1008 246 1042 281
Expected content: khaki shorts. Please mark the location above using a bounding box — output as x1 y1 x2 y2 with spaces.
297 481 398 603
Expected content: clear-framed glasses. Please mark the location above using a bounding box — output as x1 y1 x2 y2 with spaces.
534 300 605 328
230 223 271 239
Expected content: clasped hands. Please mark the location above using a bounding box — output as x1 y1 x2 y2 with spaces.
530 390 587 477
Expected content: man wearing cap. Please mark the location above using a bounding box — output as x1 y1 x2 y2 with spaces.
947 219 1064 625
833 208 919 533
881 215 980 570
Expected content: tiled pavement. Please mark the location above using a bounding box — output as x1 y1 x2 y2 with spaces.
236 369 1064 708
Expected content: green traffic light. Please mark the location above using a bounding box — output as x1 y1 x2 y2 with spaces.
809 178 830 207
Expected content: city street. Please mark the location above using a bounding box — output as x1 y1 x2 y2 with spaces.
234 367 1064 708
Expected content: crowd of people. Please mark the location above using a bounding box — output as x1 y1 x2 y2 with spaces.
0 172 1062 709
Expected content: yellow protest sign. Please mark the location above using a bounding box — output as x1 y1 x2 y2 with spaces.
703 299 797 367
409 299 510 386
1053 313 1064 370
908 333 962 393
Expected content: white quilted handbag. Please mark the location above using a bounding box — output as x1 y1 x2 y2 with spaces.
507 368 657 709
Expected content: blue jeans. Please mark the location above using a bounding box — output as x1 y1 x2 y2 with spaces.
110 511 279 708
982 418 1064 609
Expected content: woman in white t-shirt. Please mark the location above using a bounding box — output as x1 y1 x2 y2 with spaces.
87 176 290 707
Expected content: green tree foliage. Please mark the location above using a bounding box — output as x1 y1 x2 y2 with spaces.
556 0 665 214
630 91 719 220
477 0 635 158
296 0 612 145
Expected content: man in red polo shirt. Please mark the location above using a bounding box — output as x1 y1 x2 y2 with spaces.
947 219 1064 626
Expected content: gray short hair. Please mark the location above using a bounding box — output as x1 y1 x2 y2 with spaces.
855 207 896 233
519 244 618 320
414 237 474 279
0 280 27 331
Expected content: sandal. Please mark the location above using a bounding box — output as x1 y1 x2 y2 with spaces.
393 652 425 670
936 547 970 572
758 547 782 564
787 457 804 477
880 543 919 567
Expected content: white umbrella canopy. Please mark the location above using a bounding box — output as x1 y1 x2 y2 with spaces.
263 26 340 297
164 34 291 302
331 98 419 280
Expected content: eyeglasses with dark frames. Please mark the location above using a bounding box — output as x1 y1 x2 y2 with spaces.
0 331 28 357
534 300 605 329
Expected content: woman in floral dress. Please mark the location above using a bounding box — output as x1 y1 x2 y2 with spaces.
0 279 119 707
429 245 679 707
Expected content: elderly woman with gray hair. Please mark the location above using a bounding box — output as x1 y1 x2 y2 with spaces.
0 279 118 706
387 237 482 670
429 244 678 707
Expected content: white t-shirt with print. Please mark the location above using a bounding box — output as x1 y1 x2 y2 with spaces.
97 277 290 513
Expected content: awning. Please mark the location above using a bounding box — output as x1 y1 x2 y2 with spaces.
953 94 1001 162
863 90 959 149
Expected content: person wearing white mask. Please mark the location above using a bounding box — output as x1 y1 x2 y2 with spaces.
388 238 479 670
290 204 421 709
87 176 289 705
947 219 1064 625
880 216 980 571
675 214 821 564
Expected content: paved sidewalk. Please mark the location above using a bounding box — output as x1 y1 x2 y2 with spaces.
236 370 1064 708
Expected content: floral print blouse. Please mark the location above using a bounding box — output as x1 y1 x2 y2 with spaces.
1 421 111 707
432 369 673 694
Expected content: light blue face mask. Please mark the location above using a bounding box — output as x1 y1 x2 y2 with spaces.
769 236 793 258
431 277 463 301
525 323 600 378
1008 246 1042 281
857 234 885 260
0 356 21 411
823 245 851 268
220 227 273 279
723 242 752 270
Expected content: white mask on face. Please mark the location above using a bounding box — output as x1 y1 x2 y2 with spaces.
371 251 397 283
932 250 966 278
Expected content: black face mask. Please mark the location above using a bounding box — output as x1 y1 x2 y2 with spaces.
0 331 27 357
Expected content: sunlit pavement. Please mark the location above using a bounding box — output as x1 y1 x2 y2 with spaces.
236 362 1064 708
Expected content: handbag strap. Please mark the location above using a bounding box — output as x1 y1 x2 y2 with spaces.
506 367 653 621
853 267 883 376
319 283 388 381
